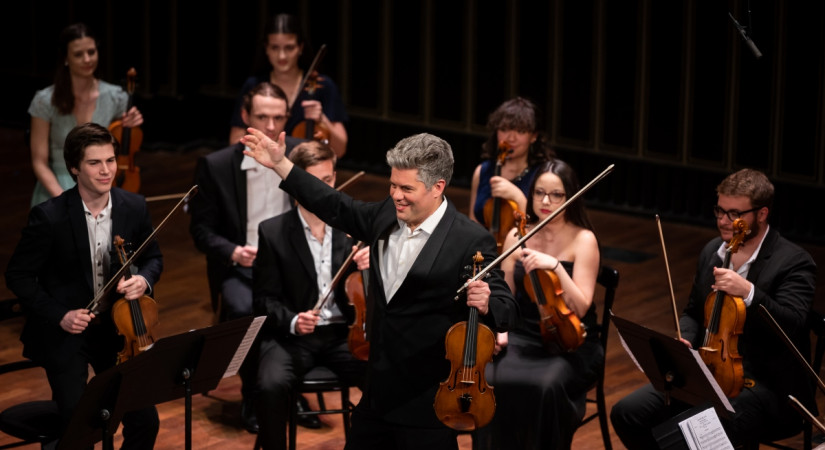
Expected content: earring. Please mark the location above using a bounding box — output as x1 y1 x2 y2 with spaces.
64 61 68 66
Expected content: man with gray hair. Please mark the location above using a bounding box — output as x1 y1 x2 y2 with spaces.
242 129 517 449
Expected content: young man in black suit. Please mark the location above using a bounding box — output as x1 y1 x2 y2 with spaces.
189 81 316 431
6 122 162 449
253 140 368 450
242 129 518 449
610 168 817 448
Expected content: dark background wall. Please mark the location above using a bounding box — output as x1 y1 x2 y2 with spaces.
2 0 823 243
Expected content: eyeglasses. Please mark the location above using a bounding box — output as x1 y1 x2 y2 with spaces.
712 205 759 221
533 188 566 204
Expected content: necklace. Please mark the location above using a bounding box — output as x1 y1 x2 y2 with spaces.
512 166 531 183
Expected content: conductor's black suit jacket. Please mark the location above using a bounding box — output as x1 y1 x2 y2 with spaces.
5 186 163 368
281 167 517 428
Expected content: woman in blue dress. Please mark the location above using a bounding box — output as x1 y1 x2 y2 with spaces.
28 23 143 207
476 159 603 449
469 97 554 231
228 13 348 158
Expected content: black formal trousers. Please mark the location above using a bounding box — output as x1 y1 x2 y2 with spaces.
6 186 162 449
253 208 366 450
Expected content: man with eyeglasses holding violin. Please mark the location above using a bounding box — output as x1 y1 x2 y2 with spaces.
611 168 817 448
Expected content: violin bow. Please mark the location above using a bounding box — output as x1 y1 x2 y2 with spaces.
758 304 825 433
336 171 365 192
758 304 825 395
314 241 365 311
455 164 614 299
86 185 199 312
291 43 327 107
311 171 368 311
656 215 682 340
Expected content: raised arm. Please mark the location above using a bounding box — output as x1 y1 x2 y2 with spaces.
241 129 294 179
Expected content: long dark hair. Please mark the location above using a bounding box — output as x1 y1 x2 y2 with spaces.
253 13 314 77
53 23 98 115
525 159 593 231
480 97 554 166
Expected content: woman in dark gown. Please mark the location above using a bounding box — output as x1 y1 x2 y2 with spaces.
476 159 603 450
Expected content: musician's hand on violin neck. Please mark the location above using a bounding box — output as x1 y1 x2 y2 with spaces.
60 308 95 334
121 106 144 128
466 280 491 315
521 248 559 274
241 129 292 175
711 267 751 298
300 100 324 122
116 275 149 300
488 176 519 200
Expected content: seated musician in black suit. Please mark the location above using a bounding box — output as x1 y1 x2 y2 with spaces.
253 140 368 450
189 81 316 432
6 122 162 449
610 168 817 448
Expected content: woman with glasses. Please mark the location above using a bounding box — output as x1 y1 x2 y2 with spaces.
476 159 603 450
228 13 348 158
468 97 554 229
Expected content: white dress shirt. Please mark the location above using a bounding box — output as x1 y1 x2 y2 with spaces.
379 198 448 302
242 151 291 247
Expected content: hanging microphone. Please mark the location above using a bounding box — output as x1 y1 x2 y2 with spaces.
728 12 762 59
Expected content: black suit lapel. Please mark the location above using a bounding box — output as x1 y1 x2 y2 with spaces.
67 188 95 292
231 146 248 235
746 228 777 283
287 210 317 292
110 188 126 244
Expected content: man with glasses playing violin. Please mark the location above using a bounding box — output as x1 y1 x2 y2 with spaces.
6 123 162 449
610 168 817 448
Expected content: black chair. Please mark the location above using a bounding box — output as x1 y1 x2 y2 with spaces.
289 366 355 450
254 365 356 450
577 264 619 450
0 298 61 449
761 311 825 450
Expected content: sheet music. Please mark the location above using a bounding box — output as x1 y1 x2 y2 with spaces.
223 316 266 378
678 407 733 450
618 333 644 373
690 348 734 414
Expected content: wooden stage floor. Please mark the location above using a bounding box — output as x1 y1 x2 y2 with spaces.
1 126 823 449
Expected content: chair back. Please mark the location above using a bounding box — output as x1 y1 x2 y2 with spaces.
595 265 620 351
577 264 619 450
0 298 61 449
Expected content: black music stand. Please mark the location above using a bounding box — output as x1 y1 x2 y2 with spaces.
57 316 263 450
611 312 734 419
